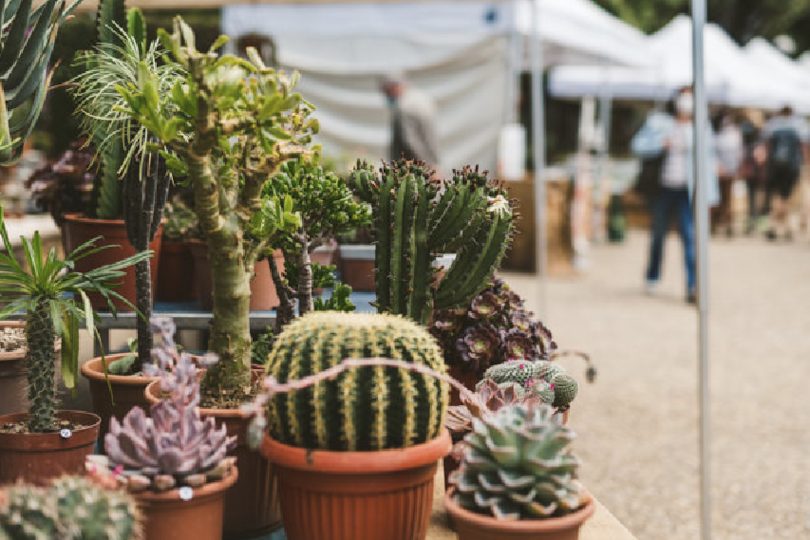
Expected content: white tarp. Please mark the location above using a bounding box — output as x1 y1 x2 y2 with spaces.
744 38 810 113
549 15 788 109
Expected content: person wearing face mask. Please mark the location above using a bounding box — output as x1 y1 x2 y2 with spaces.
631 86 719 304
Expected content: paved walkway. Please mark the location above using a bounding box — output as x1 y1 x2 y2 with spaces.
503 231 810 539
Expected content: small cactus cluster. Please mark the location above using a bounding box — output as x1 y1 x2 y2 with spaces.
98 336 236 493
0 476 140 540
264 311 449 451
350 160 513 325
482 360 578 410
450 404 588 520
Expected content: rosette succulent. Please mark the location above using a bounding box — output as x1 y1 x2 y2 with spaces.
449 403 588 520
432 279 556 377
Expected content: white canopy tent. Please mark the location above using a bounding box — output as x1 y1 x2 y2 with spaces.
549 15 789 110
744 37 810 113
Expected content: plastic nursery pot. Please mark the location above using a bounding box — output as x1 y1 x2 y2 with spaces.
81 354 157 442
145 372 283 538
261 429 452 540
444 487 595 540
135 466 238 540
0 410 100 486
156 240 196 303
337 244 375 292
61 213 163 311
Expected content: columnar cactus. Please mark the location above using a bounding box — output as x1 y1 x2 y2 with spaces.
264 311 449 451
0 476 141 540
482 360 579 410
450 404 588 520
350 160 513 325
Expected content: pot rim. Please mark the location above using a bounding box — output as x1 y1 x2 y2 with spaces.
0 410 101 447
62 213 126 226
261 429 451 474
338 243 375 259
81 355 158 386
443 486 595 533
133 466 239 503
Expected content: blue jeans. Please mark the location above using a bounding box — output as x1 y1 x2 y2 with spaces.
646 187 696 292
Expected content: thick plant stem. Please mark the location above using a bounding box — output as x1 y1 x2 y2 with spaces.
297 242 314 316
134 257 152 369
25 300 56 432
269 255 295 333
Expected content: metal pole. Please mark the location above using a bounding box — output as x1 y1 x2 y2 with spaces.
690 2 711 540
530 0 547 312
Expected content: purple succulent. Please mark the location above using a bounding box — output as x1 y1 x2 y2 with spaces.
457 324 499 372
468 291 503 320
501 328 539 363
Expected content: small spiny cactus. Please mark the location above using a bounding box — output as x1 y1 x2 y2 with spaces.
482 360 579 410
265 311 449 451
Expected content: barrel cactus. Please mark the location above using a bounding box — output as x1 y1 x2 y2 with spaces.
0 476 140 540
265 311 449 451
482 360 578 410
450 404 588 520
350 160 513 325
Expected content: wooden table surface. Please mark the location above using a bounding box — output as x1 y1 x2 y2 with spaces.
428 464 637 540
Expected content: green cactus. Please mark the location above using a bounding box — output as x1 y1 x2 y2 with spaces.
0 0 78 164
265 311 449 451
482 360 579 410
350 160 513 325
450 404 587 520
0 476 141 539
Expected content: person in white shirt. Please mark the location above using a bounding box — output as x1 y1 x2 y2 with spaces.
712 111 744 236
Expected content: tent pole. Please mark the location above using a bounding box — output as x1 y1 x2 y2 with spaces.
530 0 547 312
690 2 711 540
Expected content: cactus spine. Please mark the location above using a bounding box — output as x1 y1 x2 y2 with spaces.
265 311 449 451
25 299 57 432
351 160 513 325
482 360 579 410
0 476 141 540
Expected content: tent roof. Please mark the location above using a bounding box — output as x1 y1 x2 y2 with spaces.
64 0 509 12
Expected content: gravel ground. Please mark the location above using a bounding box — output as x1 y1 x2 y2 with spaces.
502 230 810 540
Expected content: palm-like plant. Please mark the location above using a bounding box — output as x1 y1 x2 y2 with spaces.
0 207 151 432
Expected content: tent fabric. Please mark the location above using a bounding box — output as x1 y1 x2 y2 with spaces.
744 38 810 113
549 15 791 110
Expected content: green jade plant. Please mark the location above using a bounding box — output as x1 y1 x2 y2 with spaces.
72 5 181 373
0 207 150 432
0 0 80 164
117 19 316 397
260 154 370 331
351 160 514 325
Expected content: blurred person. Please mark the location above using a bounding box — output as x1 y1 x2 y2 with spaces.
380 73 440 168
739 114 768 234
631 86 718 304
762 105 807 240
712 111 743 236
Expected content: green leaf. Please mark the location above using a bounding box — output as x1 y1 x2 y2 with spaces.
127 8 147 55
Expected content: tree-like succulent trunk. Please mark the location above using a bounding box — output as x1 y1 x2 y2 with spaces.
297 241 314 317
269 255 295 334
25 299 56 432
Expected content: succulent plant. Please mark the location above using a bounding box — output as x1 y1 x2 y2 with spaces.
450 404 588 520
445 379 538 435
0 475 141 540
25 141 95 226
102 334 236 492
264 311 449 451
162 197 200 242
350 160 513 325
482 360 578 410
431 279 556 377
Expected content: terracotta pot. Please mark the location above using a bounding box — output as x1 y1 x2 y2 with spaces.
444 487 595 540
0 410 100 485
81 355 157 441
156 240 195 303
145 376 282 537
135 466 238 540
0 321 26 417
261 429 452 540
338 244 375 292
61 214 163 311
189 240 283 311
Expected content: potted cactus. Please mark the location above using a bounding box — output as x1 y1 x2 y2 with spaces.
349 160 514 326
96 344 237 540
444 403 595 540
251 311 450 540
0 207 149 485
0 475 141 539
156 197 199 303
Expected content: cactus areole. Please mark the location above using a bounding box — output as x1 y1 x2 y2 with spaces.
116 18 316 401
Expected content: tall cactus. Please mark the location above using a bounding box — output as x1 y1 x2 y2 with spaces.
351 160 513 325
0 0 78 164
265 311 449 451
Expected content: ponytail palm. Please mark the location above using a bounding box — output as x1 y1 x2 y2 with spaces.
0 207 151 432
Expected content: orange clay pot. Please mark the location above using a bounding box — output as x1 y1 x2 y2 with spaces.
145 374 282 538
444 486 595 540
0 410 100 485
135 466 238 540
81 354 157 441
261 429 452 540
